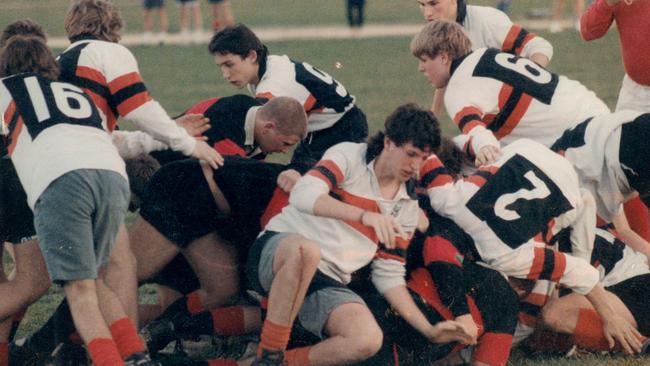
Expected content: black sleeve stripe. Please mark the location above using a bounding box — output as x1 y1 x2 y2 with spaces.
421 167 447 188
506 28 530 54
113 82 148 107
539 249 556 281
313 166 338 187
379 246 407 259
458 113 482 132
520 301 541 317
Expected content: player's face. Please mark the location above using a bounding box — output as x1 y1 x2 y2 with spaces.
417 0 457 22
259 127 301 154
214 52 259 88
386 141 432 182
417 54 451 88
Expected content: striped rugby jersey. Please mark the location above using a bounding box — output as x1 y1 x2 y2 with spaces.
58 38 195 155
265 142 420 294
249 55 355 133
461 5 553 61
421 139 599 295
445 48 609 156
0 73 125 208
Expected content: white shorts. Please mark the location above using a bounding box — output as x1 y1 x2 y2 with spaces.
616 74 650 112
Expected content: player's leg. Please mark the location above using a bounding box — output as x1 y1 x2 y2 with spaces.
104 225 139 323
215 0 235 30
249 232 321 363
130 217 180 282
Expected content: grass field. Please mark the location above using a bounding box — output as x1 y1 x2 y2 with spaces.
3 1 643 365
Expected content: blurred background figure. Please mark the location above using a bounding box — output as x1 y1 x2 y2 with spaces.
208 0 235 32
495 0 512 14
550 0 586 32
177 0 203 43
346 0 366 28
142 0 168 45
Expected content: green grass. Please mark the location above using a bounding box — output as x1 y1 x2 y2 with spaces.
4 1 634 364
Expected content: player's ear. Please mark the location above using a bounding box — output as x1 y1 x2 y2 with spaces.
440 51 451 65
247 50 258 63
263 121 276 132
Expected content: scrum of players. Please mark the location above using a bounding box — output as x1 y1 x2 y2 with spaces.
1 0 650 365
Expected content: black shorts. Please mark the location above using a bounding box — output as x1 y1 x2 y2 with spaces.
619 114 650 206
139 159 234 248
0 157 35 244
143 0 164 9
607 273 650 336
292 106 368 163
147 254 200 295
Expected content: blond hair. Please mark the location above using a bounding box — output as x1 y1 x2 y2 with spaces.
64 0 123 43
410 20 472 60
258 97 308 138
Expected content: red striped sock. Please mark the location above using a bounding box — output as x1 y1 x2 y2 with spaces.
285 346 311 366
257 319 291 356
87 338 124 366
109 318 146 359
187 291 206 315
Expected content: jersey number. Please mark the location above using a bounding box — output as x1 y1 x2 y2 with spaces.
294 61 353 113
6 75 102 140
473 48 559 104
466 154 573 248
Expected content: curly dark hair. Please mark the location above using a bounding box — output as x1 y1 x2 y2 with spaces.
0 36 59 80
208 23 268 62
367 103 441 159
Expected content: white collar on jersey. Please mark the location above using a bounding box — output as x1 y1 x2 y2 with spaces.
244 106 261 147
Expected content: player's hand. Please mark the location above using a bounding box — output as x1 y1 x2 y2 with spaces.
360 211 407 249
277 169 301 193
192 140 224 169
425 320 475 344
177 113 210 141
475 145 500 167
454 314 478 345
602 313 643 354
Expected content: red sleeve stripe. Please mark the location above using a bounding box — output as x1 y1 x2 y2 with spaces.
116 91 152 117
3 101 16 129
304 94 317 111
465 175 487 188
528 248 566 282
256 92 274 102
420 156 444 175
502 25 534 56
454 106 484 134
108 72 144 94
213 139 247 157
307 160 344 189
7 116 23 156
376 250 406 263
84 89 116 131
186 97 220 114
423 236 463 266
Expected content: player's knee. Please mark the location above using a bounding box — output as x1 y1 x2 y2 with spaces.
348 324 383 361
297 240 321 269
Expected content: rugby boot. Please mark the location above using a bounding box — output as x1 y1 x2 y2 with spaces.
251 349 284 366
139 318 178 356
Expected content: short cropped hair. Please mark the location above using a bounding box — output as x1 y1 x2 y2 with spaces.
0 19 46 49
208 24 267 61
367 103 441 158
65 0 123 43
258 97 308 138
410 20 472 60
0 36 59 80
